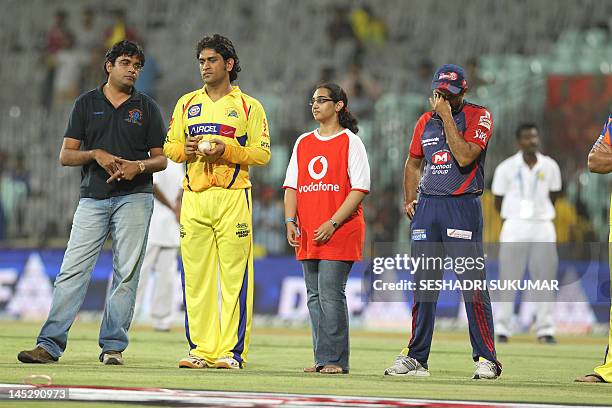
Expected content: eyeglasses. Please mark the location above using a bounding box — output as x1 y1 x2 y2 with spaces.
309 97 334 106
117 59 143 71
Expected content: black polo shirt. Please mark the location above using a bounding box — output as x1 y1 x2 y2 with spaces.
64 85 166 199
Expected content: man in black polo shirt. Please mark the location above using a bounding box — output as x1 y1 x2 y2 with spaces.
18 40 167 365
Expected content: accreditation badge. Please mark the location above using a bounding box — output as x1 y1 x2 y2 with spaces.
519 199 535 219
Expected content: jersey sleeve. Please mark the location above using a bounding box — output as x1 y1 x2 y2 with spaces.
282 141 299 190
64 96 86 140
593 114 612 147
464 108 493 150
163 97 189 163
146 101 166 149
550 159 562 192
409 112 431 158
221 99 271 166
490 160 508 196
348 133 371 193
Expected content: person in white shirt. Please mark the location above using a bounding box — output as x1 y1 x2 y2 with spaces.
134 160 184 331
491 123 562 344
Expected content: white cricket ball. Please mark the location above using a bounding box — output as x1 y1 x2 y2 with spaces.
198 140 212 152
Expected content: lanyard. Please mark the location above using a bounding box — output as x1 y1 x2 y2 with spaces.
517 167 539 199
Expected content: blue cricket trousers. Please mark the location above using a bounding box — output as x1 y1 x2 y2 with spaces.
407 193 501 372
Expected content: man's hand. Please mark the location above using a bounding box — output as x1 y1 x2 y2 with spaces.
172 204 181 223
106 158 141 183
286 222 300 247
314 220 336 244
94 149 122 178
593 141 612 153
185 136 202 160
405 199 418 220
201 138 226 163
429 92 452 119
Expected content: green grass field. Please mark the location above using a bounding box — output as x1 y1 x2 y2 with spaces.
1 321 611 407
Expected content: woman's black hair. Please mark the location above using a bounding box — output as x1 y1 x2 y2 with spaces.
316 82 359 133
196 34 241 82
103 40 145 75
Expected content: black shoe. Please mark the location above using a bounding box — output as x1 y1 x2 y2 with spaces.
18 346 58 364
497 334 509 343
538 335 557 344
102 351 124 365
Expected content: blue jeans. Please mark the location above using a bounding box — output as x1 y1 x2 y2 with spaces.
37 193 153 360
302 260 353 372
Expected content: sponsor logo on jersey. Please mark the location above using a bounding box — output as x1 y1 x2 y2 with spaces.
478 111 492 130
188 123 236 138
236 222 250 238
438 72 458 81
262 118 269 138
422 137 439 147
188 104 202 118
125 108 143 126
432 150 451 164
308 156 328 180
412 228 427 241
474 129 487 142
447 228 472 240
298 181 340 194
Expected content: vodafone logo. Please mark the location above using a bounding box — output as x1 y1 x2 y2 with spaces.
432 150 451 164
308 156 328 180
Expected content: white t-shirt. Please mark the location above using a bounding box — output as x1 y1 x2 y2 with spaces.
148 161 184 247
491 151 561 221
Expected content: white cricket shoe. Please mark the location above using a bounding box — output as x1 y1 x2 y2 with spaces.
472 360 499 379
384 355 430 377
214 356 242 369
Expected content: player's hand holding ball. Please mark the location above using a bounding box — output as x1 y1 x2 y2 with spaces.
185 136 202 159
197 140 213 153
200 138 225 163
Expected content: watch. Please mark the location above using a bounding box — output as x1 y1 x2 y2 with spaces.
137 160 146 173
285 217 297 224
330 219 338 229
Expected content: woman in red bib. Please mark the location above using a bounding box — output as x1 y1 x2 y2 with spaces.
282 83 370 374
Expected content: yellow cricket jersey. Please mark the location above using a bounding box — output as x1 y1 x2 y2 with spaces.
163 86 271 191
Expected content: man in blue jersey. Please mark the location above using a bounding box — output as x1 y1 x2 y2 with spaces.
384 64 502 379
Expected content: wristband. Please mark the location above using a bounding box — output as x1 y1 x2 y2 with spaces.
330 219 338 229
285 217 297 224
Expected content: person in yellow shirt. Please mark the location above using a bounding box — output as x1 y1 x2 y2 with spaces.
576 113 612 383
164 34 270 369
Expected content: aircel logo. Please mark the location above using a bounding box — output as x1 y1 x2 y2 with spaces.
189 124 219 135
432 150 451 164
308 156 328 180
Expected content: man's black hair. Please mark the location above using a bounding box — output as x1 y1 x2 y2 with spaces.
196 34 241 82
103 40 145 75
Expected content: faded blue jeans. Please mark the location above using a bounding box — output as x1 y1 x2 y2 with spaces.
302 260 353 372
37 193 153 360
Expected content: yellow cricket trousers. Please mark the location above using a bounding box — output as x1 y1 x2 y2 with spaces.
180 187 254 365
593 227 612 382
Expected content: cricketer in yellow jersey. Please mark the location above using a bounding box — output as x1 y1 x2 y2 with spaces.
163 34 270 369
576 114 612 383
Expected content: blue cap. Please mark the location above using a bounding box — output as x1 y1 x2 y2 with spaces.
431 64 468 95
